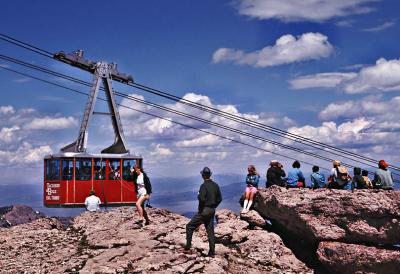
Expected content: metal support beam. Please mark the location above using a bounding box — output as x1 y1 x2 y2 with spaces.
58 51 132 154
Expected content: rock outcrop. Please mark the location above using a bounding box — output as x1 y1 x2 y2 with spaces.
0 204 44 227
251 186 400 273
317 241 400 274
0 207 310 274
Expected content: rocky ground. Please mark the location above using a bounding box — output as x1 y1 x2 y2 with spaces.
251 186 400 274
0 207 310 274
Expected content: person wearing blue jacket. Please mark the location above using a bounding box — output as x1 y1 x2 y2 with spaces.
310 166 326 189
241 165 260 213
286 161 305 188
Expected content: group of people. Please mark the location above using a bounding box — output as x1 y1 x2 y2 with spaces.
241 159 395 213
83 159 394 258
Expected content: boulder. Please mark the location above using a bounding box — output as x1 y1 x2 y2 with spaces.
239 209 267 228
317 241 400 274
252 186 400 245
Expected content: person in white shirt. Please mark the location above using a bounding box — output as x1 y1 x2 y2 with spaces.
85 190 101 212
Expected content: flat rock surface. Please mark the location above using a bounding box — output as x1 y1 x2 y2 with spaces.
317 241 400 274
0 207 310 274
253 186 400 245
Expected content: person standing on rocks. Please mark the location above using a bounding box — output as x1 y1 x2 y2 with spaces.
184 167 222 257
372 160 394 190
132 165 151 226
242 165 260 213
84 190 101 212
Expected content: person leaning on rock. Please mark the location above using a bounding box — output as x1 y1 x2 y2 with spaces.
184 167 222 257
84 190 101 212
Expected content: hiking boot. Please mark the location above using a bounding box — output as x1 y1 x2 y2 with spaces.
207 251 215 257
144 220 150 226
179 246 194 255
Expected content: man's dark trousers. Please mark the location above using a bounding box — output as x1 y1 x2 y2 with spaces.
186 207 215 254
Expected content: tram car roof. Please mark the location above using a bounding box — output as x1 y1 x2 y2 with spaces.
44 152 142 159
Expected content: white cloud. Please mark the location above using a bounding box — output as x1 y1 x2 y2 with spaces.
0 105 15 115
363 20 396 32
0 142 52 166
212 33 333 67
319 95 400 123
344 58 400 93
175 134 222 147
290 72 357 89
150 144 173 157
24 116 77 130
237 0 378 22
290 58 400 94
0 126 20 143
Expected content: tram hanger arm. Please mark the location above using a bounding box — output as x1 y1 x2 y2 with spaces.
53 50 134 84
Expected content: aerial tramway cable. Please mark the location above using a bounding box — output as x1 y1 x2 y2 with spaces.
0 32 395 170
1 63 399 184
0 65 330 172
0 33 399 171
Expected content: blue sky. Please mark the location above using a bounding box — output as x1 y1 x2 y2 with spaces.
1 0 400 183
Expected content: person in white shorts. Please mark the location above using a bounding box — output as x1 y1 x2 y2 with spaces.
132 165 150 226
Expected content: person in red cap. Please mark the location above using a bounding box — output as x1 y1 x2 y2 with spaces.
183 167 222 257
372 160 394 190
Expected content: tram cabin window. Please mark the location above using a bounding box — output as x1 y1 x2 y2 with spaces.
75 159 92 180
123 159 137 181
62 159 73 180
94 159 106 180
108 160 121 180
46 159 60 181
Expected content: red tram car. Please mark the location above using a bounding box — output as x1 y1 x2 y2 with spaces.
44 50 142 207
44 153 142 207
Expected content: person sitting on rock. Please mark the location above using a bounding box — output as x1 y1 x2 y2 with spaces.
266 160 286 187
328 160 352 190
84 190 101 212
352 167 367 189
242 165 260 213
372 160 394 190
310 165 326 189
286 160 305 188
362 170 373 189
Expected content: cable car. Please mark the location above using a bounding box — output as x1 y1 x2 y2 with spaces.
44 50 140 207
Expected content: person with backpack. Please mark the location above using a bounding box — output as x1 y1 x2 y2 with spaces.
329 160 352 190
310 165 326 189
372 160 394 190
241 165 260 213
352 167 367 189
286 160 305 188
362 170 373 189
132 165 151 226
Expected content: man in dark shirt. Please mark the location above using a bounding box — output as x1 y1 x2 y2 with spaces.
266 160 286 187
184 167 222 257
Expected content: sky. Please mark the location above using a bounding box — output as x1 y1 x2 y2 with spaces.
1 0 400 184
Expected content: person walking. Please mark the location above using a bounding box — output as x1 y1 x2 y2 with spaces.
132 165 151 226
84 190 101 212
184 167 222 257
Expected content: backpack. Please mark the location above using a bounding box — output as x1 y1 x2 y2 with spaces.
143 173 152 195
336 166 349 186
